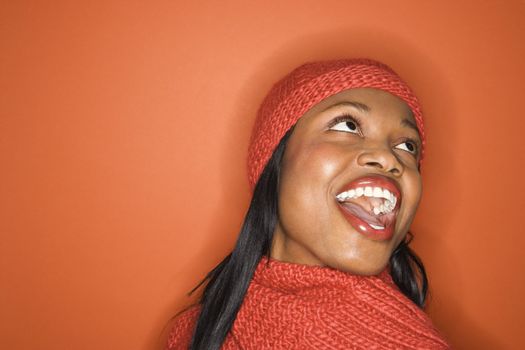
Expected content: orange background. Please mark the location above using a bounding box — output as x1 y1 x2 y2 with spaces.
1 1 524 349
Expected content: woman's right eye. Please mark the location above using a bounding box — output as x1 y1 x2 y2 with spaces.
329 119 360 134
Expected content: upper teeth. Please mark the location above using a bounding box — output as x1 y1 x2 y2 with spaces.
336 186 398 215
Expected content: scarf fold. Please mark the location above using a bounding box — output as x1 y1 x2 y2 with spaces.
167 258 449 349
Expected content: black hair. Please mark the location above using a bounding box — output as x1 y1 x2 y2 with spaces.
188 129 428 350
390 232 428 307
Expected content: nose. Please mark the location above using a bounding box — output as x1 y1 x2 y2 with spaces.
356 146 404 176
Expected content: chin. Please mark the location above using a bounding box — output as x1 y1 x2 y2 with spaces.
326 252 391 276
341 262 388 276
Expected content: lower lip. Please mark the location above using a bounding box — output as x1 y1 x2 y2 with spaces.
337 204 395 241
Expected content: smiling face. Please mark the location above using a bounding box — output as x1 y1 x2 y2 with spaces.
270 88 423 275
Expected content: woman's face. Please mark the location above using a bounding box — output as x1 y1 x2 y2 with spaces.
271 88 422 275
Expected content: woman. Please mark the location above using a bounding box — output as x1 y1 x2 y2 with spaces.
167 59 449 349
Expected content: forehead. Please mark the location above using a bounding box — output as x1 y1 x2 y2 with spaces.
304 88 415 121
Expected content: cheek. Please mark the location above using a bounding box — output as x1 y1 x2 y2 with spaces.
408 174 423 212
282 141 344 185
277 143 344 230
398 173 423 229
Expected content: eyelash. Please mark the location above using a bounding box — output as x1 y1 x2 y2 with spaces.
328 114 362 134
396 138 420 155
328 114 420 157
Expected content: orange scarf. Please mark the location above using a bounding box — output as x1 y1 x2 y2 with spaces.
167 258 449 349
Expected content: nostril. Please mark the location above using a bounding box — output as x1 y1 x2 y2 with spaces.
365 160 401 176
366 161 383 168
358 151 402 175
390 168 401 176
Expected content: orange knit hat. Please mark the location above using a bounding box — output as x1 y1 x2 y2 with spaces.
247 58 424 189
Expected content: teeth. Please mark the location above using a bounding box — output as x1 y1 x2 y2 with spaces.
370 224 385 230
336 185 399 211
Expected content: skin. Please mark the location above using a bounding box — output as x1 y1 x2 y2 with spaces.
270 88 423 275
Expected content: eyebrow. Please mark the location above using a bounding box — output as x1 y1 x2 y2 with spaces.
325 100 421 137
322 101 370 113
401 118 419 134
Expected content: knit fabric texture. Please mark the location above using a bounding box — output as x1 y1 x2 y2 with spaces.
247 59 425 189
167 258 449 349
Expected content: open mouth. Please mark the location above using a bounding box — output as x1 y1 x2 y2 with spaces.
335 175 401 240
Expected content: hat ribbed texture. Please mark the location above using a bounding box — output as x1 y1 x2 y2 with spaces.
248 59 425 189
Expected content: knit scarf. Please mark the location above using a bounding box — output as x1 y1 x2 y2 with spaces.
167 258 449 349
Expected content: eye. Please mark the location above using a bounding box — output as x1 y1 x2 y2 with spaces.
328 117 360 134
395 140 418 155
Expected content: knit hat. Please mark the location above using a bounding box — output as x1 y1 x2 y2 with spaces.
247 58 425 189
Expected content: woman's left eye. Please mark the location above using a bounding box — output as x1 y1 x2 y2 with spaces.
395 141 418 155
329 120 360 134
